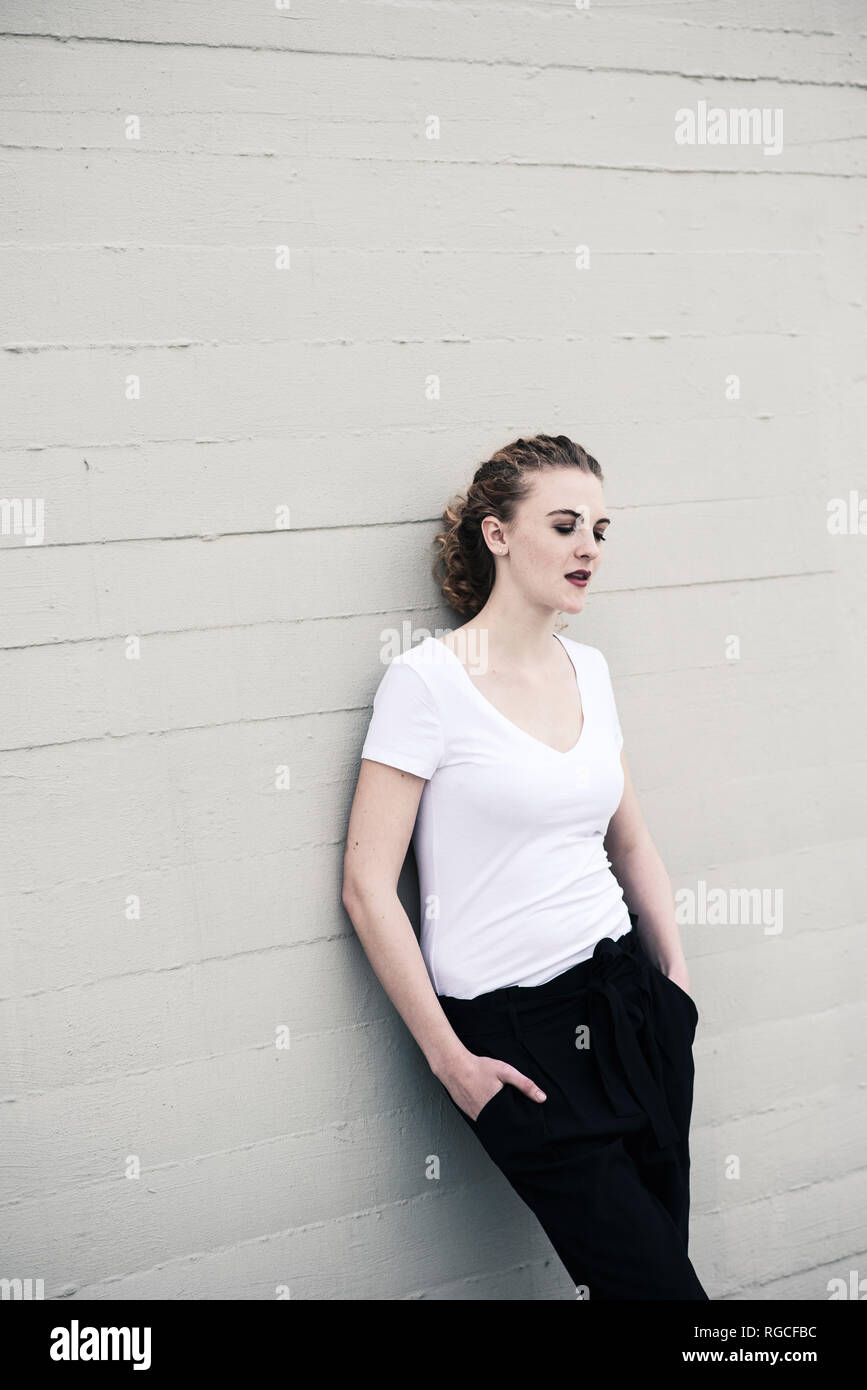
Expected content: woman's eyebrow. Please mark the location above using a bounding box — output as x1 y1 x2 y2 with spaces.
546 508 611 525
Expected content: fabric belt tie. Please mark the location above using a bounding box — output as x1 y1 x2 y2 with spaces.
585 935 680 1152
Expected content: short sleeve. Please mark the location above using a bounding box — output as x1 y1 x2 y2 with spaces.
360 658 444 780
596 650 624 751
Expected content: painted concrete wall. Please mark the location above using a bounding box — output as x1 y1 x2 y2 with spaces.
1 1 865 1300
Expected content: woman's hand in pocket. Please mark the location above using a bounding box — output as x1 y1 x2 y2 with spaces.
667 966 692 998
443 1053 547 1122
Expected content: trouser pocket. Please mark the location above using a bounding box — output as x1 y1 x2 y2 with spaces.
653 965 699 1037
440 1029 551 1159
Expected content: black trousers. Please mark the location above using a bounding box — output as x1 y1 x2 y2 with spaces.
436 919 709 1300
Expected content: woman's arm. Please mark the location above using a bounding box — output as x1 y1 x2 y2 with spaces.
342 758 467 1079
342 758 546 1117
603 749 692 995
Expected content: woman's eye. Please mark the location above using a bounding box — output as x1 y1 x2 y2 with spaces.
554 525 607 543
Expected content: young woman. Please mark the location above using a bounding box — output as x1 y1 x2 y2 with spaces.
342 434 708 1300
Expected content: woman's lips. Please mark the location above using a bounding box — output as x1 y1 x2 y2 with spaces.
566 573 589 587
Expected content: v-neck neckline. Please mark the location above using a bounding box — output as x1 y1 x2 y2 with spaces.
431 631 587 757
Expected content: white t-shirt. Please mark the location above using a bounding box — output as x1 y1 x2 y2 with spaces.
360 632 631 999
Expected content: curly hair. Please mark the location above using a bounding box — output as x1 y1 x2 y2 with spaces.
431 434 604 618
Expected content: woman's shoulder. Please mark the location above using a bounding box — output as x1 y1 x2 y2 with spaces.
377 634 453 695
389 633 446 671
557 633 612 671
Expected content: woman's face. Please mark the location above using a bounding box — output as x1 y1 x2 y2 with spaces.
484 466 610 614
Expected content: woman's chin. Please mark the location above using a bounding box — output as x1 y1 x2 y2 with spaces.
559 587 587 611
